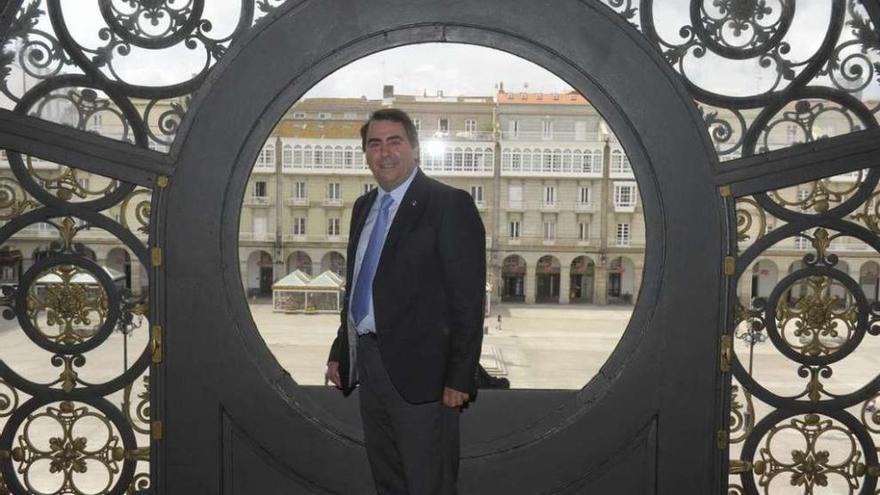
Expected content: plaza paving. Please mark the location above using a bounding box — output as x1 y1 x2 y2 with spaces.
254 302 632 389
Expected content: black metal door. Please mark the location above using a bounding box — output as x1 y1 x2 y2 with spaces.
0 1 877 494
161 1 724 493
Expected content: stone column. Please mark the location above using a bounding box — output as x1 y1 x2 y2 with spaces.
525 268 536 304
594 265 608 305
559 265 571 304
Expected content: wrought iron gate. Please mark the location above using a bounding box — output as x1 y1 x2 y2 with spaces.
0 0 877 494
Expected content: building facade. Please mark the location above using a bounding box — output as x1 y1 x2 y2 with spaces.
3 90 876 307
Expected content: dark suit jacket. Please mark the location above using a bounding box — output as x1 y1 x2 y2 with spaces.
328 168 486 404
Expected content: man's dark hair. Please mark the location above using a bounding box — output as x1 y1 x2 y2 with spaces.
360 108 420 152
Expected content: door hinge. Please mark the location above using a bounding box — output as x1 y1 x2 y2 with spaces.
151 420 163 440
724 256 735 276
717 430 729 449
150 247 162 267
719 185 731 198
150 325 162 363
720 334 733 373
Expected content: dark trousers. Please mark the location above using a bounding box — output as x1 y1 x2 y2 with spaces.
357 333 460 495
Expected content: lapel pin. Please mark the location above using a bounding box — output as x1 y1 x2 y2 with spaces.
411 200 418 207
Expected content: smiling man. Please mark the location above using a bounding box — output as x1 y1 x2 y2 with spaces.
326 108 486 494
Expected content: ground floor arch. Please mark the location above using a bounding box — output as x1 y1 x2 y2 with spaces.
501 254 526 303
321 251 345 277
286 250 313 276
106 247 132 290
246 250 274 296
860 261 880 302
751 259 779 299
569 255 596 303
608 256 636 304
536 255 561 303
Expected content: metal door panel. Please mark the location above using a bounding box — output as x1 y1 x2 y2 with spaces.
162 0 722 493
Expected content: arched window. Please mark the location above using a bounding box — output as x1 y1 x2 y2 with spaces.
303 145 313 166
260 144 275 166
464 147 474 171
344 147 354 168
484 149 494 171
563 149 572 172
522 148 532 172
453 147 464 171
610 149 623 174
573 149 583 171
511 148 521 171
293 145 303 167
444 149 453 171
543 149 553 172
282 144 293 167
334 146 344 167
314 147 323 166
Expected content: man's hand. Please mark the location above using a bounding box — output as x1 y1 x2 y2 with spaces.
443 386 469 408
326 361 341 388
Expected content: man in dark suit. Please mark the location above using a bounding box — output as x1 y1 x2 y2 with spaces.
326 108 486 494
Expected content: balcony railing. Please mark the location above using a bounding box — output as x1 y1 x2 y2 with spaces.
323 198 344 207
419 130 494 141
285 197 309 206
500 130 596 141
244 196 271 206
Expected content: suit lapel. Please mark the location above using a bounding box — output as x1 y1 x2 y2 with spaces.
383 168 428 251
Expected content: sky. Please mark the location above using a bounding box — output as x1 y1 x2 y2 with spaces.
4 0 879 103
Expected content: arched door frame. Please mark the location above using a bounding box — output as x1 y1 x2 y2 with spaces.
162 1 725 493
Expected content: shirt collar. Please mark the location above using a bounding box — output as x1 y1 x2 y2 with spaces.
378 166 418 206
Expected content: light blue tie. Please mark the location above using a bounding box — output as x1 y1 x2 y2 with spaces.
351 194 393 325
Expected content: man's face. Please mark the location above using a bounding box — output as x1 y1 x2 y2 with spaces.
364 120 418 191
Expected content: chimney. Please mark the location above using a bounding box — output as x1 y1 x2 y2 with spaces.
383 85 394 98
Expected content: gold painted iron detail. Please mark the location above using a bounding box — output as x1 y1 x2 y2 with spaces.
850 190 880 235
151 420 162 440
118 189 152 235
151 326 162 364
754 414 867 495
0 378 18 418
735 197 767 244
775 275 857 357
725 256 736 276
717 429 729 449
25 159 118 202
0 177 38 221
720 334 733 373
150 247 161 267
11 401 125 495
729 384 755 444
123 375 151 436
770 171 863 214
729 459 752 474
27 264 109 347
